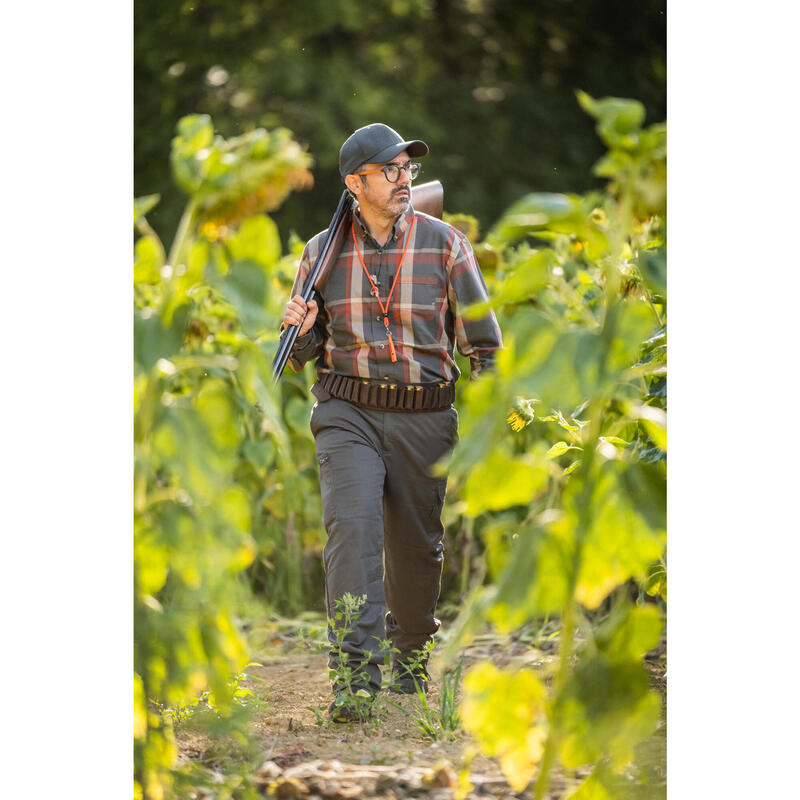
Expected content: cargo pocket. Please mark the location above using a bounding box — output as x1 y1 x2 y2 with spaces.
317 452 337 528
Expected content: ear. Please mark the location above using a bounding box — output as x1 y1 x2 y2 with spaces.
344 174 363 196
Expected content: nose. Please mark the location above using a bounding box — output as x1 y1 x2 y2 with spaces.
396 166 411 186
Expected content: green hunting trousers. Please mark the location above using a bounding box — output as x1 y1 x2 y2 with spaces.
310 396 458 693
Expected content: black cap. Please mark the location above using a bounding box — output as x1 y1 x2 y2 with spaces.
339 123 428 179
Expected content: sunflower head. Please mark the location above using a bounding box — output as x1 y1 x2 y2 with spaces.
506 398 538 432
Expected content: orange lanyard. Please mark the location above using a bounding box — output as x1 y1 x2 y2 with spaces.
351 217 416 363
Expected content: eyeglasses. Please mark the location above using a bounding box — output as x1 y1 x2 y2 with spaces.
356 162 421 183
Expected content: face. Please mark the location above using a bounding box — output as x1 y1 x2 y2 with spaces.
346 149 413 220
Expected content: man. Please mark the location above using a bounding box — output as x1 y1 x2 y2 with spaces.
282 123 502 721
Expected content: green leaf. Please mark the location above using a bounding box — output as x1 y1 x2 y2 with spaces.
196 379 241 453
509 326 603 414
134 304 189 370
573 463 665 609
170 114 216 194
637 249 666 296
576 92 647 148
595 604 663 664
134 520 169 596
222 260 272 335
134 194 160 225
134 234 164 285
463 449 549 516
628 405 666 452
494 249 555 305
618 461 666 533
608 299 656 375
490 523 574 625
226 214 282 269
216 486 252 535
285 396 313 437
645 563 667 602
546 441 576 458
489 193 574 244
461 662 548 792
557 655 661 771
242 438 275 472
556 411 579 431
481 514 520 581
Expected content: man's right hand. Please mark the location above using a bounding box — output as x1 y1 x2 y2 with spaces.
283 295 319 336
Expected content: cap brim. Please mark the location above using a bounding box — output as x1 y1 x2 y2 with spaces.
369 139 428 164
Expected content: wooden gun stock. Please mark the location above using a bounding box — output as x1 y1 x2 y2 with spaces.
411 180 443 219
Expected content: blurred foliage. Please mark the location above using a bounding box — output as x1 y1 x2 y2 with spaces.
134 117 322 799
134 84 666 795
445 93 666 797
135 0 666 245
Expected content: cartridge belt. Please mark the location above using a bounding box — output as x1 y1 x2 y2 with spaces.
315 372 455 412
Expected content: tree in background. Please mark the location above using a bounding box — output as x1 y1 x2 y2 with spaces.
135 0 665 244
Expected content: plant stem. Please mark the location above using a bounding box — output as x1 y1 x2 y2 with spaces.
534 227 626 798
646 296 664 328
459 516 475 600
168 198 198 268
136 216 167 264
532 599 576 800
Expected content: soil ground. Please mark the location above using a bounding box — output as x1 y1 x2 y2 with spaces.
175 626 666 800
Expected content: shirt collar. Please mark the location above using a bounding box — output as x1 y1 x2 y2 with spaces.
352 203 416 247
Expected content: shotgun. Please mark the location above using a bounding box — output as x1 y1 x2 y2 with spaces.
272 180 444 381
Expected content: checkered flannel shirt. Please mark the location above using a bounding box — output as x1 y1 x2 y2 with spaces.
287 204 503 383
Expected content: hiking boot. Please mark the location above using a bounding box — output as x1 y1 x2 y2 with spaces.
390 658 430 695
327 688 375 723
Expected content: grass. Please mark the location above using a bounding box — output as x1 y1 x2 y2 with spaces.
389 656 464 741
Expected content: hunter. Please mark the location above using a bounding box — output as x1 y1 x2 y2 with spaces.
282 123 502 721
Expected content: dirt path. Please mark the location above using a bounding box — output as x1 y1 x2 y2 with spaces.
174 632 665 799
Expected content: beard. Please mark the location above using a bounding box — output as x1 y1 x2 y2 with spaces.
388 186 410 212
360 184 411 221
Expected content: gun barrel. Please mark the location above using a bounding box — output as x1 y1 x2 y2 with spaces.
272 190 354 381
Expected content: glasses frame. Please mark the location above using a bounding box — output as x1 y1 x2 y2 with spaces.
356 161 421 183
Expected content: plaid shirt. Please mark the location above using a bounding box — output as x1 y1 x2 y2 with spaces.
287 203 502 383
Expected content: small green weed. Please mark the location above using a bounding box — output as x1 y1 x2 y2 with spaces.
162 664 266 724
326 593 398 724
390 649 464 741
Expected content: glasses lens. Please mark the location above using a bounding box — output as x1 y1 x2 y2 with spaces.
382 163 420 182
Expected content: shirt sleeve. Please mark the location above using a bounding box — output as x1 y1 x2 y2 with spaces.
283 238 328 373
446 230 503 377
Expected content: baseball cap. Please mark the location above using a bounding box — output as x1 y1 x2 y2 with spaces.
339 123 428 179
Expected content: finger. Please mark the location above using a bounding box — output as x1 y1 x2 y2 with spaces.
284 309 303 325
